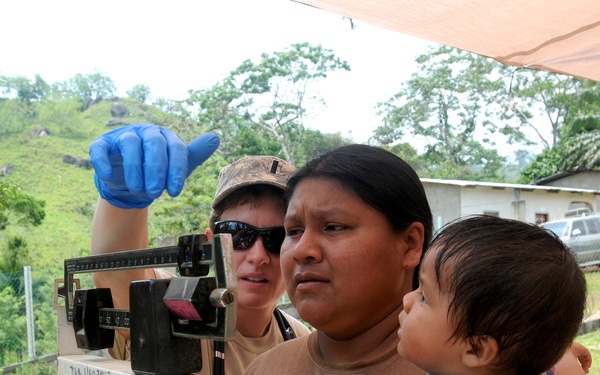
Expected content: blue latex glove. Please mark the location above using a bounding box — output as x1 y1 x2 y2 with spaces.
89 124 220 209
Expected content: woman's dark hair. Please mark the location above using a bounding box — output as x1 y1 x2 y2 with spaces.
431 215 586 374
285 144 433 288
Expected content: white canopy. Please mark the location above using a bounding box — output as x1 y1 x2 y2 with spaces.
295 0 600 82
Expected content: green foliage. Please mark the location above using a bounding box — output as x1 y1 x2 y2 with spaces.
187 42 351 165
296 129 353 165
14 361 56 375
560 130 600 170
0 236 30 276
0 99 36 135
55 72 116 102
0 286 27 364
127 84 151 103
506 71 600 149
0 181 19 210
374 45 507 180
551 82 600 170
0 74 49 103
384 142 425 175
0 180 45 234
36 97 83 139
0 269 57 368
518 147 562 183
561 82 600 138
374 45 600 182
149 156 225 239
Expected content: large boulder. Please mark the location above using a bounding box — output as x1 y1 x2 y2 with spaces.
110 103 129 117
63 155 92 170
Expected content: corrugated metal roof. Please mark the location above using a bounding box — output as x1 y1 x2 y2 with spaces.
420 178 600 195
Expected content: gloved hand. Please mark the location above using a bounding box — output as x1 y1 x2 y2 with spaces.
89 124 220 209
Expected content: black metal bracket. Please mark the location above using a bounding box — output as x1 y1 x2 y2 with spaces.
55 233 237 375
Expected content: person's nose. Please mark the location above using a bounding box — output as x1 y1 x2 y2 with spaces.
403 290 418 313
246 236 271 265
289 230 323 264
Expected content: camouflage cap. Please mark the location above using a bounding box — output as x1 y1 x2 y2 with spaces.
211 155 297 208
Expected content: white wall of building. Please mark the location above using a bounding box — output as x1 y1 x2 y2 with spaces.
422 179 599 232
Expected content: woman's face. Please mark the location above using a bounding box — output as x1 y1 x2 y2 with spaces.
219 197 286 312
282 177 422 338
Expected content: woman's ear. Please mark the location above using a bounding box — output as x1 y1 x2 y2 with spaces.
401 222 424 270
205 227 213 241
462 335 499 369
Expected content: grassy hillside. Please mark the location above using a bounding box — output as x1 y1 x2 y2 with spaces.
0 97 227 366
0 98 174 278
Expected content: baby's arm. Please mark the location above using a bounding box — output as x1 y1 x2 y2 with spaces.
554 342 591 374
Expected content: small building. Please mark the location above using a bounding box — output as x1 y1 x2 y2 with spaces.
422 178 600 231
533 168 600 191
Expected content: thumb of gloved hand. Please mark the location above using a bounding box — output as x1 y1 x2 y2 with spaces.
186 133 221 178
164 131 221 197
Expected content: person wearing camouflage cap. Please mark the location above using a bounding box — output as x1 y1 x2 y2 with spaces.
89 125 310 374
206 154 310 374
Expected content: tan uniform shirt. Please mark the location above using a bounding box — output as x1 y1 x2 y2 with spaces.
244 331 426 375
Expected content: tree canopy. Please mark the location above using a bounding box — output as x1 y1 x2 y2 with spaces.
186 42 352 166
374 45 600 181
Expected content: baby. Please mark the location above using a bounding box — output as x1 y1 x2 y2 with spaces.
398 215 588 375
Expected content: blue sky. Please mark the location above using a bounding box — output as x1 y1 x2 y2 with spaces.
1 0 434 142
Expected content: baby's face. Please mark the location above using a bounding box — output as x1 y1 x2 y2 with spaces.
397 245 462 374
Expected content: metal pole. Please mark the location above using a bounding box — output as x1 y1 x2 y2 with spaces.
24 265 36 360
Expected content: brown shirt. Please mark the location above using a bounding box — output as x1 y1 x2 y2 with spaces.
244 331 426 375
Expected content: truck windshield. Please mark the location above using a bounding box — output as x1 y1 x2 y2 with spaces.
542 221 569 237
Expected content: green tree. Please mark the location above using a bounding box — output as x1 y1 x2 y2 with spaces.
374 45 506 180
384 142 425 176
0 236 29 273
375 45 600 182
554 83 600 170
0 181 45 269
56 72 116 103
560 130 600 170
186 43 351 165
147 44 350 234
0 75 49 133
504 70 600 149
518 147 562 184
296 129 352 164
0 99 33 135
127 84 151 103
563 83 600 137
516 79 600 179
149 157 225 238
0 286 27 364
0 182 47 366
0 74 49 102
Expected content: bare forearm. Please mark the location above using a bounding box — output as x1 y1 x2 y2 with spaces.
91 198 153 308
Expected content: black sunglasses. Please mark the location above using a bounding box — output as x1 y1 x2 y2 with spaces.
213 220 286 255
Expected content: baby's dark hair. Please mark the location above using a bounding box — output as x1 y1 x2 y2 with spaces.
431 215 586 374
